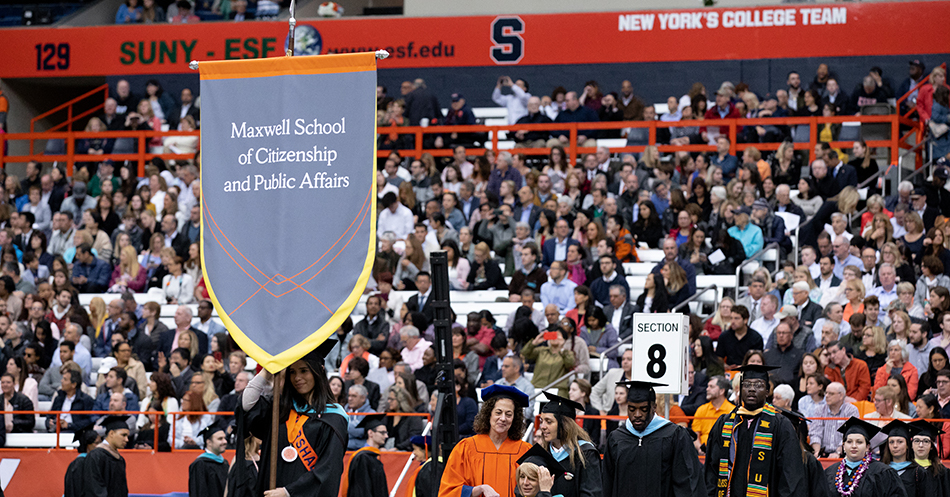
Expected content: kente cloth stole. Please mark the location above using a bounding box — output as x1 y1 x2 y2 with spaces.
716 403 777 497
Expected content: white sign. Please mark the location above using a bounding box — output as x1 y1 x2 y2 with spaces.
631 313 689 395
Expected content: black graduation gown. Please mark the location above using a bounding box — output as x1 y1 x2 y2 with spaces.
188 453 229 497
246 397 348 497
703 410 805 497
413 459 436 497
346 447 388 497
918 465 950 497
581 404 601 449
805 451 832 497
550 441 603 497
82 446 128 497
63 454 86 497
225 459 259 497
892 462 928 497
602 421 705 497
822 460 907 497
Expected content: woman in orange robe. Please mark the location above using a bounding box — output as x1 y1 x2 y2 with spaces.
439 384 532 497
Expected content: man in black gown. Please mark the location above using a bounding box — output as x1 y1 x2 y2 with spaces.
602 380 705 497
64 425 101 497
704 364 804 497
346 413 389 497
82 415 131 497
189 423 229 497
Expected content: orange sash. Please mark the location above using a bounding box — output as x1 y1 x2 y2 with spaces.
286 410 318 471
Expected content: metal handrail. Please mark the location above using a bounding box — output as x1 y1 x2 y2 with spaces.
734 242 779 296
672 284 718 313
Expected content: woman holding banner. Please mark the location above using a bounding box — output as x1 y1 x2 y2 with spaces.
242 340 348 497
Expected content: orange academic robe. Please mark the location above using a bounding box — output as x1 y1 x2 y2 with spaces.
438 434 531 497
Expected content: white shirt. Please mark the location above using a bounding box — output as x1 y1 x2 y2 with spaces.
377 204 415 239
492 85 531 124
891 218 907 239
751 315 779 345
808 262 820 280
554 237 569 261
610 305 623 330
60 393 75 424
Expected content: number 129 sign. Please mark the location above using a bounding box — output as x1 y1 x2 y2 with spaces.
631 313 690 395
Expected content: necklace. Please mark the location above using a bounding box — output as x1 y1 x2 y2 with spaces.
834 451 872 497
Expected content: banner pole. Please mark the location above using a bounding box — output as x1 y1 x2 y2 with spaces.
286 0 297 56
270 370 284 490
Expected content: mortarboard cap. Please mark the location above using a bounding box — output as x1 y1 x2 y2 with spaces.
541 392 584 420
880 420 919 444
357 413 387 431
410 435 431 449
101 415 131 434
908 419 944 441
837 417 880 443
735 364 779 382
481 384 529 408
74 424 100 453
616 380 666 403
777 407 810 446
198 423 227 441
516 444 567 480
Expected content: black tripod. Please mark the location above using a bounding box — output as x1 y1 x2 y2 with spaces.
428 251 458 497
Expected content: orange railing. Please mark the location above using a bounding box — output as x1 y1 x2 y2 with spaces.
895 62 948 168
29 84 110 154
1 115 899 175
376 115 900 166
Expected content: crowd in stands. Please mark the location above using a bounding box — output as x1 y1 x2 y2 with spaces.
0 58 948 460
115 0 281 23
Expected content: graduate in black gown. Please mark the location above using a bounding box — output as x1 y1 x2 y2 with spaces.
908 419 950 497
880 420 928 497
602 380 705 497
408 435 435 497
189 423 229 497
516 444 570 495
704 364 805 497
242 339 348 497
823 417 907 497
82 415 131 497
226 434 260 497
532 392 601 497
778 408 830 497
345 413 389 497
64 426 101 497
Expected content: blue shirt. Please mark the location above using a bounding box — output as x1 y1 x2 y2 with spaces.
711 154 739 178
651 193 670 217
727 224 764 258
541 277 578 312
485 167 523 199
72 257 112 292
832 254 864 279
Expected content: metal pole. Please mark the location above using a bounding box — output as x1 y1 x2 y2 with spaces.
389 421 433 497
286 0 297 56
664 394 671 419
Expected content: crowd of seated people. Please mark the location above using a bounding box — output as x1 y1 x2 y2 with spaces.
115 0 278 23
2 60 949 460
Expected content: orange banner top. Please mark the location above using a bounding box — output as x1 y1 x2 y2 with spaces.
1 1 949 78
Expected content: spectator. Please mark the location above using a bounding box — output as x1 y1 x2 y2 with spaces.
660 260 690 309
467 242 505 291
522 327 575 397
71 244 110 293
513 97 553 148
399 326 432 372
691 375 734 452
170 391 212 450
141 0 165 23
635 273 669 314
716 305 764 368
541 219 580 268
346 384 373 449
589 255 628 307
540 261 577 313
824 341 872 402
403 79 442 126
546 92 599 148
170 0 201 23
763 321 804 386
583 307 619 369
46 368 94 433
727 206 764 258
1 372 34 433
492 76 530 125
116 0 143 23
917 67 947 122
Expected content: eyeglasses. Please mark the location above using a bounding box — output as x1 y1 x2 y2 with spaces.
741 380 768 390
912 439 932 445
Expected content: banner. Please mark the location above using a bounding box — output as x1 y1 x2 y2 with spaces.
0 1 948 78
199 52 376 372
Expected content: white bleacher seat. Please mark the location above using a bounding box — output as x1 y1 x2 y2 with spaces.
6 433 75 448
596 138 627 148
623 262 655 275
636 250 665 262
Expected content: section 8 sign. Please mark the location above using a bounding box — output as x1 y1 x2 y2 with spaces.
631 313 689 395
